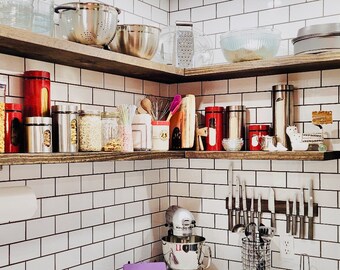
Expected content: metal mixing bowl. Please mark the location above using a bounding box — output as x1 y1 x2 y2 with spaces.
55 2 120 47
109 24 161 60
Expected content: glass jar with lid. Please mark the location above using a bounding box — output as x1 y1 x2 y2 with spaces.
101 111 122 152
78 110 101 151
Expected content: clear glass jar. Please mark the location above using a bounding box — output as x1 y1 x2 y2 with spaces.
101 111 122 152
78 110 101 151
119 124 134 152
0 0 34 31
32 0 54 36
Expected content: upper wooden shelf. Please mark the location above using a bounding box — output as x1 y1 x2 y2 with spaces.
0 150 338 165
1 26 340 83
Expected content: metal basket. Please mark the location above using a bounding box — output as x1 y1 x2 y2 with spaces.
242 235 271 270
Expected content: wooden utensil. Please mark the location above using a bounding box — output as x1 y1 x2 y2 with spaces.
141 98 155 120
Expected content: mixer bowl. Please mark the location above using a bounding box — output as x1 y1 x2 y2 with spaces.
109 24 161 59
55 2 120 47
162 235 211 270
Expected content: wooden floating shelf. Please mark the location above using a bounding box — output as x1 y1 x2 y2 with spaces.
185 150 340 161
1 25 340 83
0 150 338 165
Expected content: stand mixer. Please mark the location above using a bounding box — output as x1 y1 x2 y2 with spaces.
162 205 211 270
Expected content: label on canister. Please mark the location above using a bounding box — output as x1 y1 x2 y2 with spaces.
43 129 51 147
251 135 259 147
70 119 78 145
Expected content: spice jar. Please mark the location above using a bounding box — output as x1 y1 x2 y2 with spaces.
101 111 122 152
132 114 152 151
23 70 51 117
205 106 224 151
5 103 23 153
25 117 52 153
152 121 169 151
52 105 78 153
78 110 101 151
248 124 270 151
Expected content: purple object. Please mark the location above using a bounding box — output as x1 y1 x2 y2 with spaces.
123 262 167 270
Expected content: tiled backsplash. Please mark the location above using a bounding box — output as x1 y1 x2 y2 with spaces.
0 0 340 270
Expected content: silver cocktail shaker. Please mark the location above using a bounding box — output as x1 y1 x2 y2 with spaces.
272 84 294 150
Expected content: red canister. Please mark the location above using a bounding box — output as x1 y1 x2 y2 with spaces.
248 124 270 151
5 103 22 153
205 106 224 151
23 70 51 118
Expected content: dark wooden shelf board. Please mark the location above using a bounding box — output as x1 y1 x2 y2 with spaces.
185 151 340 161
0 151 185 165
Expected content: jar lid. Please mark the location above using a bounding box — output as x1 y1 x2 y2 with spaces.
5 103 22 111
249 124 270 131
101 111 119 118
226 105 246 111
78 110 101 116
52 105 78 113
151 120 170 126
272 84 294 91
25 117 52 125
205 106 224 112
24 70 50 80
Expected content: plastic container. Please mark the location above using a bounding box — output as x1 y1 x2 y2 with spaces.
32 0 54 36
248 124 270 151
5 103 22 153
0 0 34 31
25 116 52 153
132 114 152 151
205 106 224 151
101 111 122 152
152 121 169 151
52 105 78 153
23 70 51 117
78 110 101 151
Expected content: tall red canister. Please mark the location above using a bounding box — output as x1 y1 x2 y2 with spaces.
5 103 22 153
248 124 270 151
23 70 51 117
205 106 224 151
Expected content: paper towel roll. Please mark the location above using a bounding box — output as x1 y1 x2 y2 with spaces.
0 186 37 223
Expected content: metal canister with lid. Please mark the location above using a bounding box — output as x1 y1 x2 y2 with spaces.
5 103 23 153
25 117 52 153
52 105 78 152
226 105 246 148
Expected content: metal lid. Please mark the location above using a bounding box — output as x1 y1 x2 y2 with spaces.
292 23 340 44
78 110 101 116
205 106 224 113
101 111 119 118
25 117 52 125
249 124 270 131
24 70 50 80
226 105 246 111
52 105 78 113
5 103 22 111
272 84 294 91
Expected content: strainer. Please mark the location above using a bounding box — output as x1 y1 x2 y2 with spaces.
55 2 120 47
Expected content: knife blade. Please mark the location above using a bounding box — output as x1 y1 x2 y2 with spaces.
268 188 276 228
242 181 248 225
308 179 314 240
235 176 240 225
286 199 290 234
250 189 254 223
292 194 297 235
299 187 305 238
228 165 233 230
257 194 262 226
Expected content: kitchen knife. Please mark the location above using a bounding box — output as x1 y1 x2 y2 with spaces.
308 180 314 240
228 165 233 230
292 194 297 235
250 189 254 223
286 199 290 234
299 187 305 238
268 188 276 228
235 176 241 225
257 194 262 226
242 181 248 225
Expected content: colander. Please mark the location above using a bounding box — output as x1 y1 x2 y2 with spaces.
55 2 120 47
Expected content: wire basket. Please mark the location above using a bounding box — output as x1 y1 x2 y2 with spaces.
242 235 271 270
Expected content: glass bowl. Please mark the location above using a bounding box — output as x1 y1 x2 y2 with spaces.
220 28 281 63
222 138 244 151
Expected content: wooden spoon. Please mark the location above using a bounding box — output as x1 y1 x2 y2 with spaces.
141 98 155 120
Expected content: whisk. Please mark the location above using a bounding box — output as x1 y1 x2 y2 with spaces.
147 96 171 121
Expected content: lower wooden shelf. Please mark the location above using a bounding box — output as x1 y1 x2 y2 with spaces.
0 150 338 165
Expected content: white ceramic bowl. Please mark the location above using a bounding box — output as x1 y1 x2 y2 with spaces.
222 138 244 151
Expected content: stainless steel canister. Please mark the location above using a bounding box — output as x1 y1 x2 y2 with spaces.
226 105 246 149
52 105 78 152
272 84 294 150
25 117 52 153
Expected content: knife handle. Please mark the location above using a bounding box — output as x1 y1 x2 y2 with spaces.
299 216 304 238
243 211 248 225
286 214 290 234
292 216 297 235
308 217 313 240
228 209 233 230
235 210 240 225
250 212 254 223
271 213 276 228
